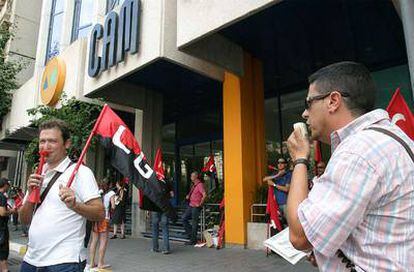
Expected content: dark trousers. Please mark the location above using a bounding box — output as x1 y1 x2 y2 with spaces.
182 206 201 243
20 260 86 272
151 211 170 251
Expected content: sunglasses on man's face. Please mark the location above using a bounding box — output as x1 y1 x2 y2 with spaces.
304 91 350 110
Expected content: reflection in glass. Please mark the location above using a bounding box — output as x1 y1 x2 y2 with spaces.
77 26 93 39
54 0 64 13
46 0 63 61
264 90 307 167
72 0 95 41
106 0 125 13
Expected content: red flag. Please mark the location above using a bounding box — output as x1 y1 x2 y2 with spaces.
80 105 176 220
268 165 277 171
313 141 322 163
266 186 282 231
13 195 23 209
202 155 216 174
386 88 414 140
153 147 165 181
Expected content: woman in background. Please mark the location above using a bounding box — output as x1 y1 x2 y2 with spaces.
88 180 115 269
111 179 127 239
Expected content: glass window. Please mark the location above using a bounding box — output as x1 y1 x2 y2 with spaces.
265 89 309 166
72 0 95 42
106 0 124 13
46 0 64 62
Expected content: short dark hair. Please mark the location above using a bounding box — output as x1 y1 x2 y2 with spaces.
0 178 9 189
308 61 376 116
39 119 71 142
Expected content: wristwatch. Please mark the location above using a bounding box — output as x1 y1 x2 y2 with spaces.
293 158 309 169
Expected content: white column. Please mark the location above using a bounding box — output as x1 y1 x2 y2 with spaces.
130 89 163 238
131 109 146 238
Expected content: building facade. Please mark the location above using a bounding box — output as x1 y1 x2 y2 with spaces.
0 0 42 181
1 0 413 246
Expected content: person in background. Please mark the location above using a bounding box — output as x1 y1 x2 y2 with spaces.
15 188 28 237
182 171 207 245
309 161 326 190
263 157 292 221
151 178 174 254
0 178 16 272
88 181 115 269
8 186 22 231
111 179 127 239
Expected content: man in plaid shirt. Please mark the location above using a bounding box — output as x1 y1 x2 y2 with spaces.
286 61 414 271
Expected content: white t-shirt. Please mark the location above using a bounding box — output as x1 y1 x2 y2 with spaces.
23 157 100 267
103 190 115 219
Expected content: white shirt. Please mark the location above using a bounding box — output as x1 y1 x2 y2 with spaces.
103 190 115 219
24 157 100 267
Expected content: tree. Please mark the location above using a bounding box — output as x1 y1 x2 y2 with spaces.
25 96 103 166
0 24 22 122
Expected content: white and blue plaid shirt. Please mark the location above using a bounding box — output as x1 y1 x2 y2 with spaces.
298 109 414 271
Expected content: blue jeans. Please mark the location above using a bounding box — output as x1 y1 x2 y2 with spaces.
151 211 170 251
20 260 86 272
182 206 201 242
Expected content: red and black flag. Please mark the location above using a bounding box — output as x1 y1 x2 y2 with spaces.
138 147 167 212
93 105 176 220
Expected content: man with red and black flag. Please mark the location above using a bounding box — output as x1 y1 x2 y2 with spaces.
149 148 174 254
93 106 177 222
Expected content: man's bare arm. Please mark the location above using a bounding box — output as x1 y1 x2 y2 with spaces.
71 198 105 221
59 185 105 221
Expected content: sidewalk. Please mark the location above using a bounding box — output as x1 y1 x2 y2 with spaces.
9 227 318 272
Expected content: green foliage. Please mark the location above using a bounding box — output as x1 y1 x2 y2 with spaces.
25 96 103 166
0 24 22 120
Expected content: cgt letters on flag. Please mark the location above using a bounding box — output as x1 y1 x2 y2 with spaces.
95 105 176 221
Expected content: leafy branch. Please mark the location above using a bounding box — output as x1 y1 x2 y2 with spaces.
0 23 22 121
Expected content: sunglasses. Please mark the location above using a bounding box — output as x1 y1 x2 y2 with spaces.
305 91 350 110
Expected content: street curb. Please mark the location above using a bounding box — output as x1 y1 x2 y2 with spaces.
10 241 27 256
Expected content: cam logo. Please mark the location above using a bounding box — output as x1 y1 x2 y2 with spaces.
40 57 66 106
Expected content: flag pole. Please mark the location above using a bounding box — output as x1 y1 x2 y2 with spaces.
66 104 108 188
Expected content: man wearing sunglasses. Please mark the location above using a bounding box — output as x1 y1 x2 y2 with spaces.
263 158 292 221
286 61 414 271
